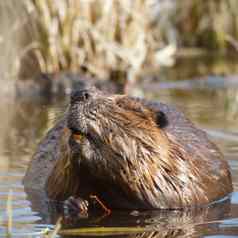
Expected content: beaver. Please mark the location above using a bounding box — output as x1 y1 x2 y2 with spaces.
24 87 232 211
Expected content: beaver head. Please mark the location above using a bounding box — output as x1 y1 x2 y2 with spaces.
67 87 232 209
68 87 168 139
67 87 171 173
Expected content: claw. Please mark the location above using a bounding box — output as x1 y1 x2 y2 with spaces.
63 196 89 218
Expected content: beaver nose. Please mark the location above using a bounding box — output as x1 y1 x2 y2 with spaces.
70 90 90 103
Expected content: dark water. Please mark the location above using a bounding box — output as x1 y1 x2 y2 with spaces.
1 60 238 237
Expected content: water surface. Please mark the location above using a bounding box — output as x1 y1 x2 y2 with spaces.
1 58 238 237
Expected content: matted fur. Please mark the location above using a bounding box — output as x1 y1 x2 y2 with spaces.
63 89 232 209
46 129 80 200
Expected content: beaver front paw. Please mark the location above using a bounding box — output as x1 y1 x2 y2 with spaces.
63 196 89 218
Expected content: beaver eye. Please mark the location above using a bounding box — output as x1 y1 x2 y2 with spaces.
71 90 91 103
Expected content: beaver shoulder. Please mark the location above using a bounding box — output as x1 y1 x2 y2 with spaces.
23 117 68 190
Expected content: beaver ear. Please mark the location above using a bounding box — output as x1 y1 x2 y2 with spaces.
155 111 168 128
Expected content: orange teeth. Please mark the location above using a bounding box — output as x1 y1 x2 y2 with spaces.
73 133 83 141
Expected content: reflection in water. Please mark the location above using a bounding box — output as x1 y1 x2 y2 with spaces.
1 74 238 237
67 201 226 238
0 96 67 236
0 99 13 174
25 196 233 237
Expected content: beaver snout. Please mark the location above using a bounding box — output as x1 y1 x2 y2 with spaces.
68 89 97 138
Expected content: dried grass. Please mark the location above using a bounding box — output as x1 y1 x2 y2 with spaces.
0 0 237 84
6 190 13 236
176 0 238 51
20 0 175 82
0 1 26 91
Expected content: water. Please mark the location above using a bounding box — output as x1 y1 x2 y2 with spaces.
1 59 238 237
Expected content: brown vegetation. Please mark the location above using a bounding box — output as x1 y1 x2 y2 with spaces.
0 0 237 83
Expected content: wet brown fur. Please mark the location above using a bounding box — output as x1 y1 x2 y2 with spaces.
45 91 232 209
46 128 80 200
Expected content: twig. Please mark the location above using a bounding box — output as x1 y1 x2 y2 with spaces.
90 195 111 215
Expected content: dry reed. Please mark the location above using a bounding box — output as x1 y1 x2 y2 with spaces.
176 0 238 51
0 0 237 84
20 0 176 82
